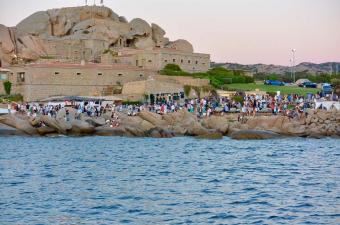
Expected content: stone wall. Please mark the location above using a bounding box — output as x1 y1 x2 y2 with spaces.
7 64 156 101
122 79 183 96
159 51 210 73
107 48 210 73
41 39 92 63
154 75 210 87
0 80 5 94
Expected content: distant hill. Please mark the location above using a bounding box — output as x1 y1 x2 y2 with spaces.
212 62 340 75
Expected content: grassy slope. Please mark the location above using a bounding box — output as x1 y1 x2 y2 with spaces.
225 83 320 95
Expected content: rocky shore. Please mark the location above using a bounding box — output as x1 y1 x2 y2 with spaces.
0 109 339 140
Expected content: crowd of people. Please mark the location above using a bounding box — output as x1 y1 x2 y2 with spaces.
6 91 339 126
142 92 338 121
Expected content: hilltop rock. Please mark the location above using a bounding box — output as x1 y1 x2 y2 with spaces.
0 5 195 65
16 11 50 36
119 16 128 23
152 23 169 47
166 39 194 53
47 6 119 36
0 25 15 54
129 18 152 36
71 19 130 43
16 35 46 60
134 35 155 50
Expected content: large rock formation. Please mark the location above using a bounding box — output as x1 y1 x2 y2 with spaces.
152 23 169 48
0 25 17 64
239 109 340 138
166 39 194 53
0 5 194 66
0 114 38 135
129 18 152 37
230 130 280 140
0 109 339 139
16 11 51 36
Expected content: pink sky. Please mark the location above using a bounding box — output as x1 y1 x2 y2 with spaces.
0 0 339 65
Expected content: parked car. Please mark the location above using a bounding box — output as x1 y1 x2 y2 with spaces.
322 83 333 94
264 80 285 86
298 82 317 88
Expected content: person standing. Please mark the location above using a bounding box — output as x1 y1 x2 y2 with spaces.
7 103 11 114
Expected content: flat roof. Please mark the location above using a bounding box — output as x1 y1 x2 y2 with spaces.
119 47 210 57
9 63 156 72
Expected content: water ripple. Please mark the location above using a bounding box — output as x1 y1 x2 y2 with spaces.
0 136 339 224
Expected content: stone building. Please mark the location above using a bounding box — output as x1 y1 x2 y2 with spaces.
0 5 211 101
1 63 155 101
102 48 210 73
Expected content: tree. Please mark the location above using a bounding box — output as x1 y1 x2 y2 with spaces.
3 81 12 95
266 74 279 81
331 78 340 95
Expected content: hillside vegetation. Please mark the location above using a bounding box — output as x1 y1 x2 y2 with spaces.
160 64 254 88
224 83 320 95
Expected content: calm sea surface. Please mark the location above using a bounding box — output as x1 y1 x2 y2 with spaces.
0 137 339 225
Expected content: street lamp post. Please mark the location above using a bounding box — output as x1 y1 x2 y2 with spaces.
289 59 293 82
292 49 296 83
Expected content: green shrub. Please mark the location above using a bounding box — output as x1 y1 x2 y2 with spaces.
39 55 55 59
331 78 340 86
160 69 190 76
266 74 279 81
0 94 23 103
3 81 12 95
122 100 142 105
160 65 254 88
244 76 255 83
163 64 182 71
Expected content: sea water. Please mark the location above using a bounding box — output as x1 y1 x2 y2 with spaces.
0 137 339 224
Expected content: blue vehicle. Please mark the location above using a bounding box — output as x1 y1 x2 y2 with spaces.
264 80 285 86
298 82 317 88
322 84 333 94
